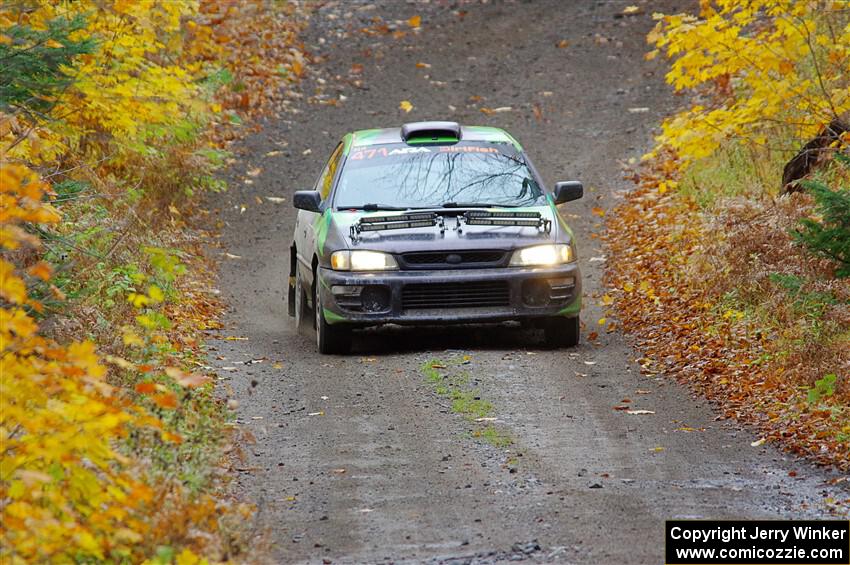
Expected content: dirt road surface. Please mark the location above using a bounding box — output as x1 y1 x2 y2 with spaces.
207 2 849 563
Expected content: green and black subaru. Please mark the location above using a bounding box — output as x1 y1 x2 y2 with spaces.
288 121 583 354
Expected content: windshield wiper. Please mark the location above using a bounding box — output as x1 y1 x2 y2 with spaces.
337 203 412 211
440 202 514 209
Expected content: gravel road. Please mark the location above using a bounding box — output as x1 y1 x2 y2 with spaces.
207 2 848 563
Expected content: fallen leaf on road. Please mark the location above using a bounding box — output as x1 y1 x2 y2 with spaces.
601 294 615 305
589 256 607 262
556 39 570 48
587 331 599 341
751 438 766 447
597 317 607 325
333 468 346 474
265 150 282 157
481 106 513 115
475 417 498 422
416 62 431 68
628 107 650 113
302 148 312 155
272 362 283 369
407 15 421 28
591 206 605 217
308 411 325 417
265 196 287 203
247 167 262 177
225 252 242 260
399 100 413 113
649 446 665 452
224 336 248 341
626 409 655 415
583 360 597 365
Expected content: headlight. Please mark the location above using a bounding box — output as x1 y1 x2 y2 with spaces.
509 244 575 267
330 250 398 271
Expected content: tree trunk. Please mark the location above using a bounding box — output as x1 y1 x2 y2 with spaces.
782 119 848 193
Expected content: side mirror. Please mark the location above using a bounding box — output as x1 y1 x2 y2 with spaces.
553 181 583 204
293 190 323 213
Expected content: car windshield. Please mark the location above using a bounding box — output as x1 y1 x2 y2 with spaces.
333 142 545 209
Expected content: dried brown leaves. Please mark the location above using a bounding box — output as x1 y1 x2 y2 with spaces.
605 158 849 470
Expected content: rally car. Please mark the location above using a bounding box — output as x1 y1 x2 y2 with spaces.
288 121 583 354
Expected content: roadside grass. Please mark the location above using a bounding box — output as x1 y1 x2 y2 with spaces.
421 359 513 448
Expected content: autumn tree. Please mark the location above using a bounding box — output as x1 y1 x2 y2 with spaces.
647 0 850 180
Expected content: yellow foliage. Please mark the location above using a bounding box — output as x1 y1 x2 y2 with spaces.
1 163 148 562
649 1 850 167
1 0 211 164
0 0 301 559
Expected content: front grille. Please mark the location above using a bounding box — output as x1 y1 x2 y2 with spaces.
402 281 510 310
400 250 506 269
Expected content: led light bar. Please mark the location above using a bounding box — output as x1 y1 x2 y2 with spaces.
351 212 440 239
358 219 436 232
358 212 437 225
461 211 551 232
464 210 540 219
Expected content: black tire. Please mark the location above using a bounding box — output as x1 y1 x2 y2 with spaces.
543 316 580 348
293 268 310 331
314 280 351 354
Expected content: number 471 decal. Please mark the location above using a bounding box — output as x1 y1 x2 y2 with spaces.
349 147 432 160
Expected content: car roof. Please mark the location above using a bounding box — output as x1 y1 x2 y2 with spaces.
345 123 523 152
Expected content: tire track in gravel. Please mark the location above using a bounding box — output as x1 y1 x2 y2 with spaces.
207 2 849 563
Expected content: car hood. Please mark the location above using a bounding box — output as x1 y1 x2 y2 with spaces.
325 204 573 255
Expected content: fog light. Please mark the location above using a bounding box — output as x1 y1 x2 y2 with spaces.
360 285 391 312
332 285 363 296
522 279 550 307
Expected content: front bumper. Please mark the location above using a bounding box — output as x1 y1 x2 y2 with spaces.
317 264 581 326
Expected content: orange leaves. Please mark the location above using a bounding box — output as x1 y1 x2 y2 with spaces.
407 15 422 28
152 392 178 409
27 261 52 281
135 382 157 394
605 154 850 470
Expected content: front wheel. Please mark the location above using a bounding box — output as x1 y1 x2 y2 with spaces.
543 316 580 348
314 281 351 354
